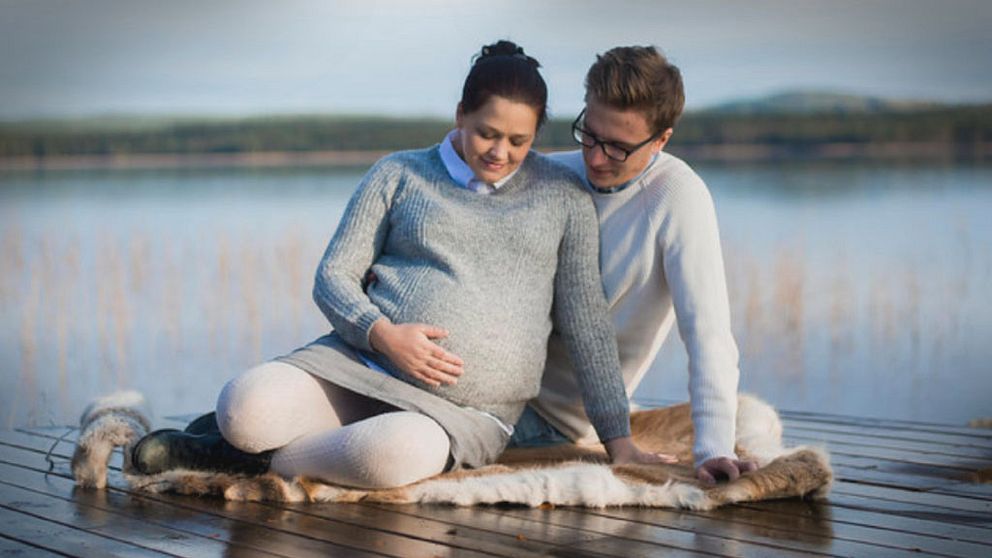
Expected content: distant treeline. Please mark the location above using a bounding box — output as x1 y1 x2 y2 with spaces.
2 105 990 161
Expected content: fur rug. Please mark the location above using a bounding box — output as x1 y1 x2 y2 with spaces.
72 392 832 510
71 390 151 489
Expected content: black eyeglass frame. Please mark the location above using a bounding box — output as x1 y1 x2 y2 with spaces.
571 109 662 162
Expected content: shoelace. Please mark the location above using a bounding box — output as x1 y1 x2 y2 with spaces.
44 426 78 478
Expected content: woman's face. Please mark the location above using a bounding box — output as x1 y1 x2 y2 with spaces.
454 95 539 184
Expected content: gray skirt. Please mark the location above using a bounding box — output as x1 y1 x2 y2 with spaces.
276 332 511 470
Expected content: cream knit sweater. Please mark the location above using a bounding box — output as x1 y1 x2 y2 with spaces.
533 150 741 466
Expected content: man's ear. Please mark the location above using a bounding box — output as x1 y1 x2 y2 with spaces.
654 128 674 153
455 102 464 128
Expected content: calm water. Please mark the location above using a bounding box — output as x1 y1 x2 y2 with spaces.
2 162 990 428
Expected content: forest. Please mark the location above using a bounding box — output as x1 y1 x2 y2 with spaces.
1 103 990 161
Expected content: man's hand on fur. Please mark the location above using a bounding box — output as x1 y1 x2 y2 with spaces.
604 436 678 465
696 456 758 485
369 318 464 387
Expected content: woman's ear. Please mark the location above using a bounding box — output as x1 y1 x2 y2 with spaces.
455 102 464 128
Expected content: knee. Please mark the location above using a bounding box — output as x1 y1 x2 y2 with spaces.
353 412 451 488
216 361 313 453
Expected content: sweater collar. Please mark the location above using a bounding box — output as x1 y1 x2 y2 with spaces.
588 153 660 195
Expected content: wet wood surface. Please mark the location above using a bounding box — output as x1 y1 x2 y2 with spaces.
0 408 989 557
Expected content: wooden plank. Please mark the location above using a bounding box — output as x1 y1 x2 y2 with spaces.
782 417 992 448
831 481 992 515
356 503 617 557
0 480 274 558
783 421 992 458
0 434 495 557
0 501 174 558
0 431 766 558
357 502 722 558
5 430 804 557
811 446 984 479
701 498 992 557
824 452 983 483
0 432 620 557
631 396 992 439
0 457 377 558
932 481 992 501
0 428 827 557
779 410 992 439
0 426 701 558
0 447 490 558
829 463 965 491
589 503 968 558
7 424 988 556
785 433 992 464
269 500 578 558
783 427 992 460
0 534 67 557
493 506 824 558
752 491 992 542
832 467 992 505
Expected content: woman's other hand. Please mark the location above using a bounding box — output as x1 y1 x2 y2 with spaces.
369 319 465 387
603 436 678 465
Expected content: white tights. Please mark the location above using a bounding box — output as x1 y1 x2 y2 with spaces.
215 361 451 489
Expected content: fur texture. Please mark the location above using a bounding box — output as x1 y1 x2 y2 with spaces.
74 393 834 508
71 390 151 488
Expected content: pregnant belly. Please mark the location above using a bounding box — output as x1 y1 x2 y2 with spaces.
368 275 553 405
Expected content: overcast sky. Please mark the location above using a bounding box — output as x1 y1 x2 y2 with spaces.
2 0 991 120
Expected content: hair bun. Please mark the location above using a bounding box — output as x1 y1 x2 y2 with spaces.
475 40 540 67
481 40 524 58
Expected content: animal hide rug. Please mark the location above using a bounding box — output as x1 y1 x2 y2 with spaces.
75 393 832 510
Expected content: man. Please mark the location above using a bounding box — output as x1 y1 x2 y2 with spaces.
509 46 755 484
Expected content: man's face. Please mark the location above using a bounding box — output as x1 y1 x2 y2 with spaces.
579 98 672 190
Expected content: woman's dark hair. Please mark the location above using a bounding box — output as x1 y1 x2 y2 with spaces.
460 40 548 128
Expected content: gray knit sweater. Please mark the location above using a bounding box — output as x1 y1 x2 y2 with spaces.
313 146 631 441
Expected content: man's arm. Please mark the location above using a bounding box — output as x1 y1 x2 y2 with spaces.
656 172 745 476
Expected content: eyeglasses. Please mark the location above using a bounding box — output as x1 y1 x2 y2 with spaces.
571 109 660 162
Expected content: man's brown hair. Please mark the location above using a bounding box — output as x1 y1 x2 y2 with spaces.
585 46 685 134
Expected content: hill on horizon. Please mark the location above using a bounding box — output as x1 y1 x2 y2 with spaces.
701 90 949 115
2 90 989 126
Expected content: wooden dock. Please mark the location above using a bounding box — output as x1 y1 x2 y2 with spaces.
1 408 990 557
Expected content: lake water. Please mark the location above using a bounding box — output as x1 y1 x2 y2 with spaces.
2 161 990 429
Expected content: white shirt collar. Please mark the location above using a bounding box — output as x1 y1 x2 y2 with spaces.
439 130 519 192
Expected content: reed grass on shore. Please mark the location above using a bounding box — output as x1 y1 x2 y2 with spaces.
3 212 987 429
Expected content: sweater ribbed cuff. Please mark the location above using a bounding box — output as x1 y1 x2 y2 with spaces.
338 309 385 353
692 413 738 467
590 410 631 443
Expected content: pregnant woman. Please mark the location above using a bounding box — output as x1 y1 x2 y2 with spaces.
132 41 664 488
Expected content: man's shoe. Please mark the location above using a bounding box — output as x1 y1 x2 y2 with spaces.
130 429 272 476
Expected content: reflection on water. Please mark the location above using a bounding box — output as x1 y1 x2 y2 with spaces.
1 162 990 428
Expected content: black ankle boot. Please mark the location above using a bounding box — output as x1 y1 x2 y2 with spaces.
183 412 220 435
130 429 273 476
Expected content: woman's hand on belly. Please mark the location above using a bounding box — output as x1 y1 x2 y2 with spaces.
369 318 465 387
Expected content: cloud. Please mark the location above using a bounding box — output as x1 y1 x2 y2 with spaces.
1 0 990 119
